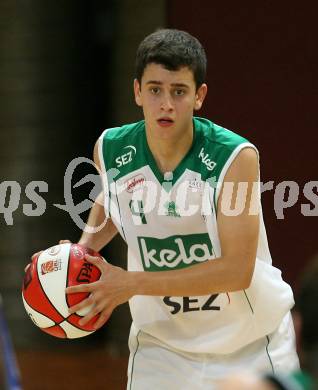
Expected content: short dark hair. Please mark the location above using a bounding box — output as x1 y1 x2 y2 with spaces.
135 29 207 89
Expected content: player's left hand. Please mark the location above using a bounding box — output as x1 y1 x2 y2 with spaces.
65 254 135 329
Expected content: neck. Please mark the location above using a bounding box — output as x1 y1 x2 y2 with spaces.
146 124 194 173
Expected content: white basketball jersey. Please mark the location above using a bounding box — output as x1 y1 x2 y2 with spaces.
98 117 294 354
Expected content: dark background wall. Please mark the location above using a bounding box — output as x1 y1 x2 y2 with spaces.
0 0 118 348
168 0 318 287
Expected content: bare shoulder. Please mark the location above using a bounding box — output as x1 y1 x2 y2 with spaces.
218 147 259 215
231 147 258 169
225 147 258 181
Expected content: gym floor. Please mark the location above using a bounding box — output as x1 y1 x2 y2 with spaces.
17 348 128 390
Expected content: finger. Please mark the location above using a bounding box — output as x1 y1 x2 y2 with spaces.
78 305 101 326
65 282 98 294
59 240 72 244
93 309 112 330
68 295 94 314
84 254 107 271
24 263 31 272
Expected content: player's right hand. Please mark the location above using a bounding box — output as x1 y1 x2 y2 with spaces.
24 239 72 272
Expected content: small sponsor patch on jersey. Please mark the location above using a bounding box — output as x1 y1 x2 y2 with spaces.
187 178 204 192
41 259 62 275
137 233 213 271
115 145 136 168
125 174 146 193
164 201 181 217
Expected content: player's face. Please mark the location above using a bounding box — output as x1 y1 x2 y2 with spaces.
134 63 207 141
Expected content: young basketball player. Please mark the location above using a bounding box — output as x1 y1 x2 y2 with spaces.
62 29 299 389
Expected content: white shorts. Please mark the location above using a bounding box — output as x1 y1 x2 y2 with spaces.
127 312 299 390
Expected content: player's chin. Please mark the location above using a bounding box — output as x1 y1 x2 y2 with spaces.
154 125 178 139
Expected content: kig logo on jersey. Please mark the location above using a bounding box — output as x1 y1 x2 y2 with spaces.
198 147 217 171
115 145 136 168
137 233 213 271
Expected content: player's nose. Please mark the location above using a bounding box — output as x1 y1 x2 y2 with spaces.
160 92 174 111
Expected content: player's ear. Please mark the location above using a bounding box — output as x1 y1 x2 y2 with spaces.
134 79 142 107
194 83 208 111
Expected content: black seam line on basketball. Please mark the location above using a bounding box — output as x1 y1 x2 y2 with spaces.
266 335 275 374
65 244 72 309
23 297 61 326
114 181 127 242
64 316 94 333
43 324 67 338
129 330 141 390
243 290 254 314
35 256 65 322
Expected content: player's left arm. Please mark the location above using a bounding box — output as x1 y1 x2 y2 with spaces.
66 147 259 328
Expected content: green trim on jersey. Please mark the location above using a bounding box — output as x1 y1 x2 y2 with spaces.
101 116 250 186
194 117 250 182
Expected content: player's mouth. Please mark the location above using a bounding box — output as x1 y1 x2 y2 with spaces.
157 118 174 127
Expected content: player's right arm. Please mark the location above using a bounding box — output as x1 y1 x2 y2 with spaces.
76 139 118 251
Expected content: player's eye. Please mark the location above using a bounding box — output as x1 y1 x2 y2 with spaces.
174 89 185 96
150 87 160 95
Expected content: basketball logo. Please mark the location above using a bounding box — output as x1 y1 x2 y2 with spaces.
47 245 61 256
